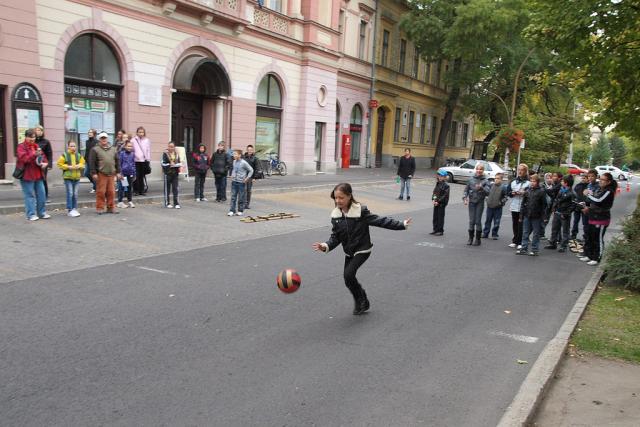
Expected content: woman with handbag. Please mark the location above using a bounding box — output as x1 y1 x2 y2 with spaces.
132 126 151 195
16 129 50 221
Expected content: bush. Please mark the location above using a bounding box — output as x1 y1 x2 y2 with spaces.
604 195 640 291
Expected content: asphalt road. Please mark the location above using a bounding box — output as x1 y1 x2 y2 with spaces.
1 182 636 427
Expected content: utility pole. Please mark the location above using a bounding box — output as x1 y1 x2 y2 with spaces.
365 0 379 168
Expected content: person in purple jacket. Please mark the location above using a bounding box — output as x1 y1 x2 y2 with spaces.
117 141 137 208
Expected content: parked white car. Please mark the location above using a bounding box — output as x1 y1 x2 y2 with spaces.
438 159 506 183
595 165 630 181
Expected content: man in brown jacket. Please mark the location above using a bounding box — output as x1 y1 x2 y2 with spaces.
90 132 122 214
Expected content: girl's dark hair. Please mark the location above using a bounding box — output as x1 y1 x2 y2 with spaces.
331 183 357 207
562 175 574 186
24 129 36 138
601 172 618 191
136 126 146 135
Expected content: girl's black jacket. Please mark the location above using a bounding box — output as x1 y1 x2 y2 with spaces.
324 203 406 257
587 184 616 222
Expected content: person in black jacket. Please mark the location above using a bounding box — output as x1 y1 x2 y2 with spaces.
579 172 617 265
192 144 210 201
431 170 450 236
243 144 263 209
211 141 231 202
35 125 52 201
313 183 411 315
570 174 589 242
516 174 547 255
397 148 416 200
545 176 576 252
84 129 98 193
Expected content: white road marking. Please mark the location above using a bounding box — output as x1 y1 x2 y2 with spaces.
490 331 539 344
416 241 445 248
137 266 174 275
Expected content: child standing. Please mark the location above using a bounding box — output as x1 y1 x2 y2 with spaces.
161 142 182 209
397 148 416 201
545 176 576 252
463 163 492 246
431 170 450 236
508 164 530 248
517 174 547 256
483 173 509 239
56 140 85 217
117 141 137 208
192 143 210 201
227 149 253 216
579 172 617 266
312 183 411 315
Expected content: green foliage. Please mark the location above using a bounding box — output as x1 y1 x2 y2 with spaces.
604 196 640 292
590 135 612 166
527 0 640 139
572 142 591 168
609 135 628 167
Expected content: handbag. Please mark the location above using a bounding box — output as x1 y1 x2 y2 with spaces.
12 165 25 180
144 160 151 175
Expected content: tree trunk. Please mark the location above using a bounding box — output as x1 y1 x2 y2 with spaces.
432 58 461 169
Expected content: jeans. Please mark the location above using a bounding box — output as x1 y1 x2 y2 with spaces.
230 181 245 213
483 206 503 237
343 253 371 300
194 171 207 199
215 174 227 201
511 211 524 244
20 179 46 218
433 205 446 232
550 212 571 248
64 179 80 210
118 175 134 202
521 217 542 252
468 201 484 232
570 210 588 240
399 177 411 199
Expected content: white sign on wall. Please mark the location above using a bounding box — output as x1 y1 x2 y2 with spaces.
138 83 163 107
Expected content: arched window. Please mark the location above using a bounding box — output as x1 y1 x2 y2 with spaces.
63 34 122 154
255 74 283 157
349 104 363 165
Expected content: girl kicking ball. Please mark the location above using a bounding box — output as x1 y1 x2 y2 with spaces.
312 183 411 315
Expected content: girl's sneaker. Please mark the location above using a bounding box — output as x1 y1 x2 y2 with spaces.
579 256 590 262
587 260 599 266
227 211 234 216
196 198 201 202
129 202 135 208
201 197 208 201
117 202 127 208
166 204 174 208
70 209 81 217
28 215 39 221
175 205 181 209
508 243 517 248
528 251 538 256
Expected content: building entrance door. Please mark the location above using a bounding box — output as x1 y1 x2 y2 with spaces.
171 93 202 173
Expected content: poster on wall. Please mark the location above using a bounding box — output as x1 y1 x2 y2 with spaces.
16 108 41 140
65 110 78 132
255 117 280 158
103 112 115 133
90 111 103 131
175 146 189 179
77 111 91 133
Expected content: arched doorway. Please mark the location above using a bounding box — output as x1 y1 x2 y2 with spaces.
63 34 122 154
171 54 231 171
349 104 363 165
255 74 283 158
375 107 386 167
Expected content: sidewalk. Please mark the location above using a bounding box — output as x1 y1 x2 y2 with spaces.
0 166 433 215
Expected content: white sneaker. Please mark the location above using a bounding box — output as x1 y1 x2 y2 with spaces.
587 260 599 266
117 202 127 208
508 243 517 248
41 213 51 219
28 215 39 221
67 211 74 217
201 198 208 202
227 211 234 216
175 204 181 209
129 202 135 208
89 189 95 193
236 211 243 216
70 209 81 217
579 256 590 262
517 245 522 250
196 198 201 202
166 204 174 208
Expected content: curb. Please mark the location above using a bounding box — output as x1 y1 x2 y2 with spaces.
0 178 429 215
497 265 605 427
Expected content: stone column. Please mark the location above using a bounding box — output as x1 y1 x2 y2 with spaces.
214 99 224 144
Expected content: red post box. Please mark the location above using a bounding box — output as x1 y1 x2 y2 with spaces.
341 134 351 169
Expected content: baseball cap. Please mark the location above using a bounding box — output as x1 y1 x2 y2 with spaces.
437 170 448 176
97 132 109 139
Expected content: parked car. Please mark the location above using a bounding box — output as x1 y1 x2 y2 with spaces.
560 163 588 175
595 165 631 181
438 159 506 183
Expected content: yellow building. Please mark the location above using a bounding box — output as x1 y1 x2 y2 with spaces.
370 0 473 168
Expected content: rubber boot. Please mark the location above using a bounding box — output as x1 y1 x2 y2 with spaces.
473 230 482 246
467 230 474 245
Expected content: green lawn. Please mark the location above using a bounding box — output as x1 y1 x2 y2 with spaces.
571 284 640 363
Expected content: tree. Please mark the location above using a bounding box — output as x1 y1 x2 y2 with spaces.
528 0 640 139
590 136 612 167
401 0 530 167
608 134 627 167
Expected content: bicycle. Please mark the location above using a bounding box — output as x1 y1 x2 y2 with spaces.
265 152 287 176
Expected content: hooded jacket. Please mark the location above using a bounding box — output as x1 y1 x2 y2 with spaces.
211 149 231 176
586 184 615 223
118 150 137 176
463 174 491 204
553 187 576 216
192 146 210 173
323 203 406 257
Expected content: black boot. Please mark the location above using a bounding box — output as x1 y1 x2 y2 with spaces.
473 230 482 246
353 288 370 315
467 230 474 245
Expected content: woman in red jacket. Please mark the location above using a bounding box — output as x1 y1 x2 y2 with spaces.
16 128 50 221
